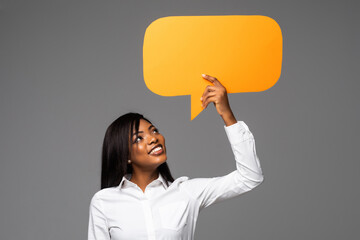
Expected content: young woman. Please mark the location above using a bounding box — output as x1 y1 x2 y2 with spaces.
88 74 264 240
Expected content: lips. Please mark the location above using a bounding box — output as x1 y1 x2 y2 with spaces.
148 144 163 155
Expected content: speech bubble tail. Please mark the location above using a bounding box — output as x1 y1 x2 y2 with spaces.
191 93 204 121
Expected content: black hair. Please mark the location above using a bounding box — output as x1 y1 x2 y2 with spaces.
101 112 174 189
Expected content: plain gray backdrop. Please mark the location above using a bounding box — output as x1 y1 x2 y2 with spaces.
1 0 359 239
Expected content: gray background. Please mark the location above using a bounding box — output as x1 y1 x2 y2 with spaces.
1 0 359 239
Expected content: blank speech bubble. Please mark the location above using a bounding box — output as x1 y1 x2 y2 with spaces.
143 15 282 120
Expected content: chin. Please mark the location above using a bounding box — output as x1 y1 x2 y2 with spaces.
148 153 167 166
158 156 167 165
160 155 167 162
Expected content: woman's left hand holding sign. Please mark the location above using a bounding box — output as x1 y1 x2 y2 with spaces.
200 74 237 126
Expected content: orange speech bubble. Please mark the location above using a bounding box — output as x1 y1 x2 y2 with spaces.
143 15 282 120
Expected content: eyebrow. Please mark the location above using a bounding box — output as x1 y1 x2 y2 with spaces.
132 124 155 137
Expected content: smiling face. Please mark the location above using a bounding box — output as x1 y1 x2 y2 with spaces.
129 119 167 171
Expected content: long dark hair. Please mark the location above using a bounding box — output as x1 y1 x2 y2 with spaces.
101 112 174 189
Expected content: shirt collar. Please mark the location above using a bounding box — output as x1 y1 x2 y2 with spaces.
118 172 169 190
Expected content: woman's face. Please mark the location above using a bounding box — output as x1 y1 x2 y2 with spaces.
129 119 167 170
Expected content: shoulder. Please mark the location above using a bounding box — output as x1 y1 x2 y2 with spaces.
179 176 213 187
167 176 189 189
177 176 215 198
89 187 118 205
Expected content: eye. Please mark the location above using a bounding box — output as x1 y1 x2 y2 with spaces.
153 128 159 133
134 136 142 143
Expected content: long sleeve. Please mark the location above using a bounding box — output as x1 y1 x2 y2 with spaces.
88 194 110 240
180 121 264 211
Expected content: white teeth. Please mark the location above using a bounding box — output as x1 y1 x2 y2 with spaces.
150 146 162 154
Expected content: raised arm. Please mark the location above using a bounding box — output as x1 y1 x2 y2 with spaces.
180 74 264 210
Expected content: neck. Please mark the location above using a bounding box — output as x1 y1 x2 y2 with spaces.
130 170 159 193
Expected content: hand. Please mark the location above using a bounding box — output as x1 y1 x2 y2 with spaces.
200 74 237 126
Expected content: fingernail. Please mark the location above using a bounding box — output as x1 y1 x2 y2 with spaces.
202 74 206 77
200 97 202 101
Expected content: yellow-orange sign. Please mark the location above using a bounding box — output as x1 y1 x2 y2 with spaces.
143 15 282 120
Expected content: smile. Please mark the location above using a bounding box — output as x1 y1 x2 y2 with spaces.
149 145 164 155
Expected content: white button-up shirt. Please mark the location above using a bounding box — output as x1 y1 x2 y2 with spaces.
88 121 264 240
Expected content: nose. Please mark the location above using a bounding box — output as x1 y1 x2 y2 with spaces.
147 134 158 145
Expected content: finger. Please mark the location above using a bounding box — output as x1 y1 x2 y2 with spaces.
202 92 216 106
202 74 222 87
201 85 216 101
203 96 217 109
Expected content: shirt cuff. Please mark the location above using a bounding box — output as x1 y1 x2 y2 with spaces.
223 121 252 145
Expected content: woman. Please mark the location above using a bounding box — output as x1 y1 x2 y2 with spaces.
88 74 264 240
